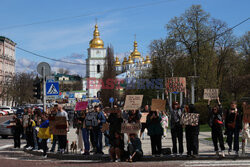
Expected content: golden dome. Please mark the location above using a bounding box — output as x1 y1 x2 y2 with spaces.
127 55 134 64
122 57 127 65
115 57 121 66
89 24 104 48
131 41 141 59
144 56 151 64
141 57 145 64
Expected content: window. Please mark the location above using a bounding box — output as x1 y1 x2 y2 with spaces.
97 64 100 73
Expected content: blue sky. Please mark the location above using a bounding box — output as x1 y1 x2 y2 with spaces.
0 0 249 76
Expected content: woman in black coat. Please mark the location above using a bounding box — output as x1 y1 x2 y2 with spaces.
185 104 199 157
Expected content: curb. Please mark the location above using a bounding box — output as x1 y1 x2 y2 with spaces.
24 149 250 162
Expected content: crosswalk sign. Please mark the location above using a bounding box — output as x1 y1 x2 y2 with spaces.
46 82 59 96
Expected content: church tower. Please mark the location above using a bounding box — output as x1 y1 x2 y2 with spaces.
86 24 106 98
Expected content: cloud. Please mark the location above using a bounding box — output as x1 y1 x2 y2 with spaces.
16 58 38 73
15 53 87 77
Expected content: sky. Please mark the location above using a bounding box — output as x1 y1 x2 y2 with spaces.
0 0 249 77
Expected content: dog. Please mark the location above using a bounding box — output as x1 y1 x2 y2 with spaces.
70 141 77 153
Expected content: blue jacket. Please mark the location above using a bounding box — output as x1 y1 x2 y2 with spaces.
97 111 106 129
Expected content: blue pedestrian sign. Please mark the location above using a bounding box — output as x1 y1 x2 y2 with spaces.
46 82 59 96
109 97 114 103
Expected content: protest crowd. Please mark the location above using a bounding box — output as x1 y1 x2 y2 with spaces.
10 93 249 162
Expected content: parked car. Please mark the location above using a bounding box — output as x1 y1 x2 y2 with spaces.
0 119 13 138
16 109 25 119
0 110 7 116
0 106 14 115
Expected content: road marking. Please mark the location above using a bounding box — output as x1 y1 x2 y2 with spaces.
0 144 13 150
184 160 250 166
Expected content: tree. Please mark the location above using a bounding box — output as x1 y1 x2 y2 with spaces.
58 68 70 75
100 45 117 107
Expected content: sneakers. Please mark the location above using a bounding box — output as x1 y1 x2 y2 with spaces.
43 155 47 158
228 149 231 155
179 153 183 157
115 159 121 162
26 146 32 150
221 151 225 157
235 151 239 156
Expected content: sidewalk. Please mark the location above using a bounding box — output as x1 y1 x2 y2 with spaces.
22 128 250 161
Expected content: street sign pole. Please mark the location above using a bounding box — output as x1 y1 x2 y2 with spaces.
43 67 46 113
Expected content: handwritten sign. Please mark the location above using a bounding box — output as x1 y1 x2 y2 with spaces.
75 101 88 111
49 116 67 135
151 99 166 111
180 113 199 126
101 123 109 133
121 123 141 134
203 89 219 100
140 113 148 123
123 95 143 110
243 105 250 123
166 77 186 93
104 108 121 113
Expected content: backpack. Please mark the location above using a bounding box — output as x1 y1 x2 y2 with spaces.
85 112 98 127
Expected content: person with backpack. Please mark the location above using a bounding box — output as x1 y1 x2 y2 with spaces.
225 101 242 156
208 97 225 157
93 105 106 155
85 106 99 154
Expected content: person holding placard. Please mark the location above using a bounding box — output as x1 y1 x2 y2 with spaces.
146 109 163 156
225 101 242 156
185 104 199 158
208 97 225 157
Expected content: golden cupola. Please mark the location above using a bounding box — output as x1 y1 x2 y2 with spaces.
122 57 128 65
127 55 134 64
115 57 121 66
89 24 104 48
141 57 145 64
144 55 151 64
131 40 141 59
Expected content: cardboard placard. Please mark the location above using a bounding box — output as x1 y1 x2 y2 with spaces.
180 113 199 126
243 105 250 123
121 123 141 134
165 77 186 93
75 101 88 111
203 89 219 100
140 113 148 123
101 123 109 133
23 115 29 128
123 95 143 110
151 99 166 111
49 116 67 135
104 108 121 113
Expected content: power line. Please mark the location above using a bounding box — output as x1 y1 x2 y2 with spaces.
0 0 175 30
16 17 249 66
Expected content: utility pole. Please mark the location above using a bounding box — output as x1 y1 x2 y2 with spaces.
43 67 46 113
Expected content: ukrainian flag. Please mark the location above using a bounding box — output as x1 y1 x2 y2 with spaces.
38 120 50 139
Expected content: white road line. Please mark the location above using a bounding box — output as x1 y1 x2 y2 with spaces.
0 144 13 150
184 160 250 166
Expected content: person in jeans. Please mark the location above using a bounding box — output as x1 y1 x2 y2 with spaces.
208 98 225 157
146 109 163 156
185 104 199 158
50 105 59 152
38 113 50 158
93 105 106 154
225 101 242 156
56 105 69 154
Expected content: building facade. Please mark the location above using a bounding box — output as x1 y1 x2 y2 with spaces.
0 36 16 106
86 24 106 98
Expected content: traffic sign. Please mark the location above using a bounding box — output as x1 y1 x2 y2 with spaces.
37 62 51 76
46 82 59 96
109 97 114 103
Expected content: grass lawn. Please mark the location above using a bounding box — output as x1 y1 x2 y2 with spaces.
199 124 211 132
205 137 243 142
